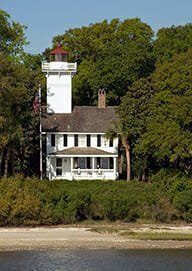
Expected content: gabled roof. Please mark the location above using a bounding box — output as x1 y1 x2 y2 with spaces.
49 147 116 156
42 106 116 133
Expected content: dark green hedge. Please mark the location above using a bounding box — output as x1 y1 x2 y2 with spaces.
0 173 191 225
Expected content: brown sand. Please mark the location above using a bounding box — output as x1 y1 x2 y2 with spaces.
0 225 192 251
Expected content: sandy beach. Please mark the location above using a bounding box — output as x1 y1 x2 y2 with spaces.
0 225 192 251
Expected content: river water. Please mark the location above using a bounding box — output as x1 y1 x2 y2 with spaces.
0 249 191 271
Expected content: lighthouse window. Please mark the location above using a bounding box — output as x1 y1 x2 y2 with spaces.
55 54 62 61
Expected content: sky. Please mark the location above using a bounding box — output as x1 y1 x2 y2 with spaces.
1 0 192 54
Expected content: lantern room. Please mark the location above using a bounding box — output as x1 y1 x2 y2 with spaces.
50 43 68 62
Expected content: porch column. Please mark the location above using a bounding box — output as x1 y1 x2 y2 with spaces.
114 157 117 175
71 157 73 180
47 157 50 180
92 157 94 175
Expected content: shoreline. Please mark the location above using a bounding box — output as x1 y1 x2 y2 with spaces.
0 225 192 251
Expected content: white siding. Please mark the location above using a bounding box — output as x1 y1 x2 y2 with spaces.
47 133 118 155
47 74 72 113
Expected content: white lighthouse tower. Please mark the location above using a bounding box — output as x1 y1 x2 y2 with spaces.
42 44 77 113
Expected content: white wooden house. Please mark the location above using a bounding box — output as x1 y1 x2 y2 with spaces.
42 44 119 180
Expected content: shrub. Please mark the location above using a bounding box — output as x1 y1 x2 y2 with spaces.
0 176 191 225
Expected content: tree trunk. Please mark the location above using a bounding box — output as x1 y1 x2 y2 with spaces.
11 149 15 176
118 153 123 175
124 141 131 181
4 148 10 178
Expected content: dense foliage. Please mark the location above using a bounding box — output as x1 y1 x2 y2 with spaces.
0 176 191 226
0 10 44 177
52 18 155 106
0 10 27 58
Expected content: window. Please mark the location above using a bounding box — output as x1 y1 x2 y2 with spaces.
74 157 78 169
74 135 78 146
56 168 62 176
101 157 108 169
79 158 86 169
51 134 55 147
87 157 91 169
87 135 91 147
63 134 67 147
109 138 113 147
56 158 62 167
109 158 114 169
74 157 92 169
96 157 101 168
79 135 86 146
56 158 62 176
97 135 101 147
96 158 113 169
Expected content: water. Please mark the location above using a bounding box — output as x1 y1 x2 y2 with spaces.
0 249 192 271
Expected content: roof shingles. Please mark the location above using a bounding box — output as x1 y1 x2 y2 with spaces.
49 147 116 156
42 106 116 133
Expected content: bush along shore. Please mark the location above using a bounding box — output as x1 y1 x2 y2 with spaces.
0 172 192 226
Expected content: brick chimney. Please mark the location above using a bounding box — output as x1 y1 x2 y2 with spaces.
98 89 106 108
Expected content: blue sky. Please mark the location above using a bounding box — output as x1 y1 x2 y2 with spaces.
1 0 192 54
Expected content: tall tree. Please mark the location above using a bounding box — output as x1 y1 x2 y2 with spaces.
154 23 192 64
0 9 44 177
52 18 155 106
0 9 27 58
138 49 192 175
106 77 154 180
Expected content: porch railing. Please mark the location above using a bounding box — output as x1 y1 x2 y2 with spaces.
72 168 114 178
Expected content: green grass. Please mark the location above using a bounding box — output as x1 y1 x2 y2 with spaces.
89 225 192 240
119 231 192 240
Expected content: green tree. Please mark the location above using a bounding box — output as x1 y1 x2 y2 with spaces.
138 50 192 175
0 52 42 177
52 18 155 105
0 9 46 177
154 23 192 64
0 9 27 58
106 77 154 180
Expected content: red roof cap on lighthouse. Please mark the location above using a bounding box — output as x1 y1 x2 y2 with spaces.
50 43 68 55
50 42 68 62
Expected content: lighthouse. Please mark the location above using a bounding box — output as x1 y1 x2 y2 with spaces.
42 43 77 113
